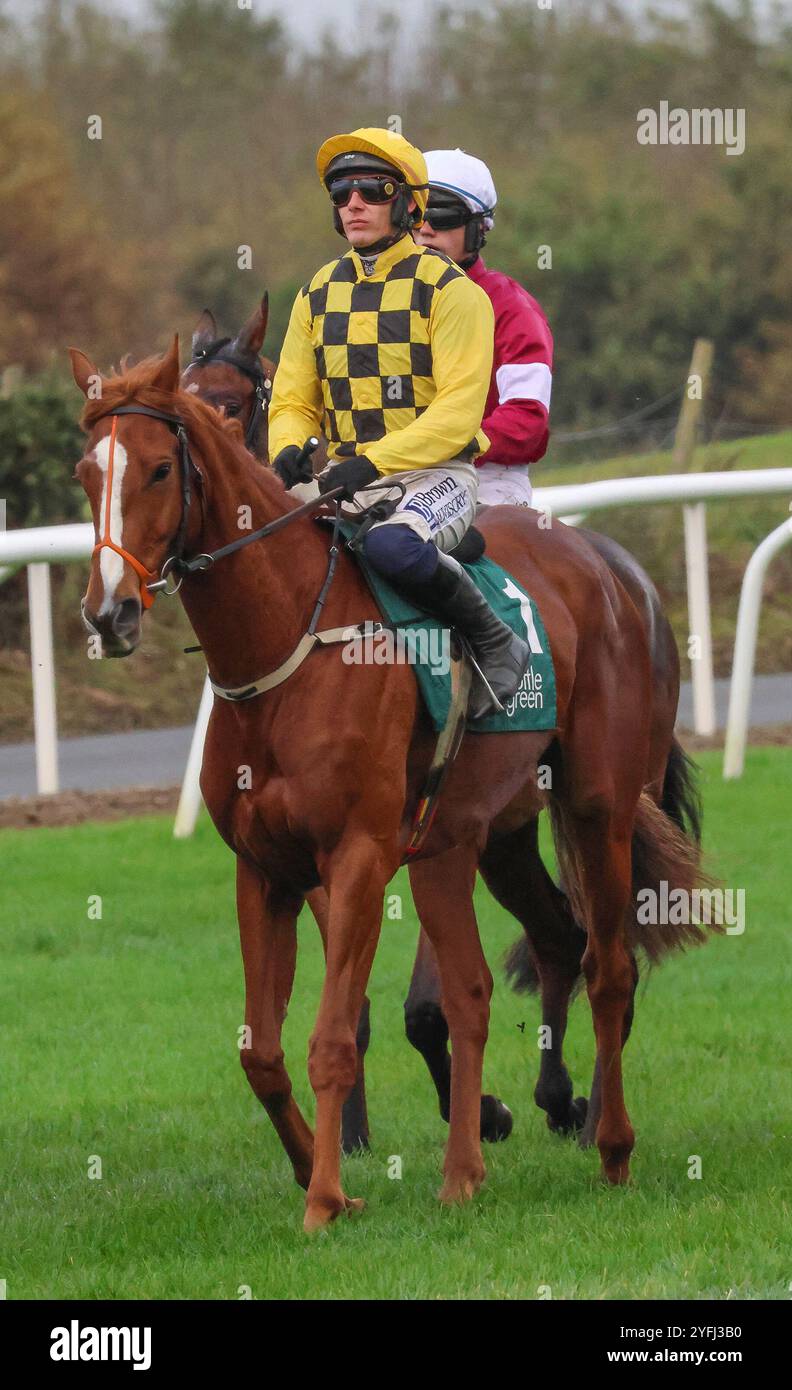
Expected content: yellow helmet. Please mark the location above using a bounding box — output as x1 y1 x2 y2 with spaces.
316 127 429 227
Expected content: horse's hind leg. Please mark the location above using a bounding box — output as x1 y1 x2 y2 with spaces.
408 846 491 1204
404 922 513 1141
237 857 314 1190
480 819 589 1135
577 953 638 1149
307 887 372 1154
565 812 637 1183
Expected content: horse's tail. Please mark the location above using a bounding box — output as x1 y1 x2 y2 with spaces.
504 934 541 995
504 753 714 994
546 790 719 971
661 736 703 846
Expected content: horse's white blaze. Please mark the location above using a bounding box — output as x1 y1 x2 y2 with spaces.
93 433 129 613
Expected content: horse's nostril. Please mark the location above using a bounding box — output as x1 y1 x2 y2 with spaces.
112 597 142 636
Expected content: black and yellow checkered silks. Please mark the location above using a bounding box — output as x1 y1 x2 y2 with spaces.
300 248 474 454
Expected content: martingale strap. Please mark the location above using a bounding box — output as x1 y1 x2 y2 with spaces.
90 395 467 857
210 615 473 862
208 623 391 701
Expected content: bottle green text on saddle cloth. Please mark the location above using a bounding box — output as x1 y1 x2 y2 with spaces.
343 526 557 733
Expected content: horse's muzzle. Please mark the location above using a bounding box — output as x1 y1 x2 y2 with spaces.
81 596 142 657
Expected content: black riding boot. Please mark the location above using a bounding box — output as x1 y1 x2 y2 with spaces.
397 550 531 719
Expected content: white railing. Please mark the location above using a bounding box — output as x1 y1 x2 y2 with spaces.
723 515 792 778
1 468 790 805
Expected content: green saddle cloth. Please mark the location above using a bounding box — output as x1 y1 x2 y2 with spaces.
340 522 557 734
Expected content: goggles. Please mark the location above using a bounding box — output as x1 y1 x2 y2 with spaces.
423 197 474 232
328 174 401 207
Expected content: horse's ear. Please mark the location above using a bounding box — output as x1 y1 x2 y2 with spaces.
150 335 181 393
69 348 101 397
234 291 269 356
191 309 217 355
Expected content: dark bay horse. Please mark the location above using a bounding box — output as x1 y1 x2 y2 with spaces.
71 340 713 1231
181 299 702 1154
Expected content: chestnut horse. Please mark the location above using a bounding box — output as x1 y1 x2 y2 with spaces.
71 339 711 1231
181 299 702 1155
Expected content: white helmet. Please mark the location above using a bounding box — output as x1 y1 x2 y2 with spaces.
422 148 497 230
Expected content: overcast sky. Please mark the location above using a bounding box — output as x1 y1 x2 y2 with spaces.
34 0 790 51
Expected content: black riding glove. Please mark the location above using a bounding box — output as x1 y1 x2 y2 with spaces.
318 455 379 501
273 445 314 489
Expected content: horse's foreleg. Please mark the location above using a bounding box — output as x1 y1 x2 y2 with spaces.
404 921 512 1141
236 856 314 1190
308 887 372 1154
304 838 389 1232
408 847 490 1205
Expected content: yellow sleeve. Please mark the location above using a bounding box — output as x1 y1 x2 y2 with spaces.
267 289 324 459
365 275 494 477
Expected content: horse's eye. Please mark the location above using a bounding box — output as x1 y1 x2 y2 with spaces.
152 463 171 483
225 403 242 417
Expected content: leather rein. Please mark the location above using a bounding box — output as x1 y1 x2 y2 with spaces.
92 401 345 610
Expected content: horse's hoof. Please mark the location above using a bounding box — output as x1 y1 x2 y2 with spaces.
303 1193 365 1233
342 1135 371 1156
547 1095 588 1137
602 1160 631 1186
439 1168 485 1205
601 1141 633 1185
577 1103 599 1150
480 1094 513 1142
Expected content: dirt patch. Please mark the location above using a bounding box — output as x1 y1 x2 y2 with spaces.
678 724 792 754
0 785 180 830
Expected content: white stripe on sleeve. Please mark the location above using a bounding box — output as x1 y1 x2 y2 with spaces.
495 361 552 410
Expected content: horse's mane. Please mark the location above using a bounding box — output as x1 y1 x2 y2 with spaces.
80 352 290 506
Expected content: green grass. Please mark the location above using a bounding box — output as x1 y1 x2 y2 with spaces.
1 748 790 1299
2 430 790 745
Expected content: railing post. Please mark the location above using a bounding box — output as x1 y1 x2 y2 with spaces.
675 339 716 736
173 674 214 838
683 501 717 736
723 515 792 779
672 338 713 471
27 563 59 795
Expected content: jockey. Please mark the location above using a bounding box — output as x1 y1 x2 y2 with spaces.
415 148 553 509
269 127 530 716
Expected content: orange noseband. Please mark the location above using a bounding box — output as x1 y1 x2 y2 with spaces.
91 416 159 609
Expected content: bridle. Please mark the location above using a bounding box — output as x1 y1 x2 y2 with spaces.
90 401 344 609
187 337 272 452
92 405 199 609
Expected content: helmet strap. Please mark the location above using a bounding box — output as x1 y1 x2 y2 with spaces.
463 214 487 256
355 229 410 255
